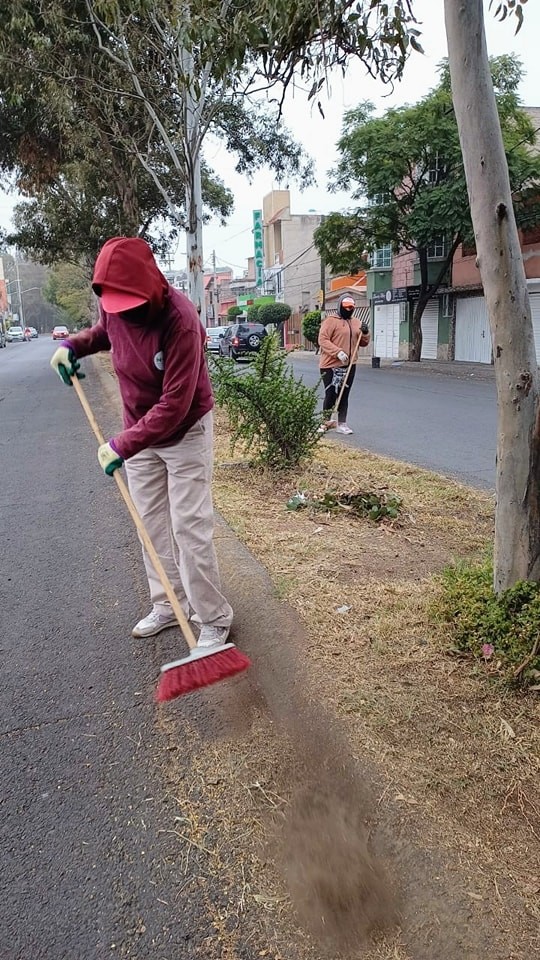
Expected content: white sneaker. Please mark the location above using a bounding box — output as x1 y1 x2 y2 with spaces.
132 607 177 638
197 625 230 649
336 423 354 435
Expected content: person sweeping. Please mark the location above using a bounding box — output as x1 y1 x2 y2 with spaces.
50 236 236 678
318 294 370 434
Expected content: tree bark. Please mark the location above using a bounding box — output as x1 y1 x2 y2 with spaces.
182 44 205 320
410 239 459 362
444 0 540 590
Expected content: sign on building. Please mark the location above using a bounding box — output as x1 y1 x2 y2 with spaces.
253 210 264 287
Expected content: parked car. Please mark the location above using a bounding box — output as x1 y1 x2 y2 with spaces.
6 325 27 343
205 325 227 352
28 326 38 339
219 323 267 361
52 324 70 340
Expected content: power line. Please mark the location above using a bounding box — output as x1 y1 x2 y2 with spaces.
212 242 318 278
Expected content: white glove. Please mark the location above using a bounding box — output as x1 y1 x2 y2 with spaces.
337 351 348 364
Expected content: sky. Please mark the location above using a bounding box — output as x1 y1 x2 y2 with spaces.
1 0 539 276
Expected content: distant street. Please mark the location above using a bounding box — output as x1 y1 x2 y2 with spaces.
288 353 497 489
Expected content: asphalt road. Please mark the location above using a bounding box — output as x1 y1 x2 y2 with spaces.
288 354 497 489
0 339 227 959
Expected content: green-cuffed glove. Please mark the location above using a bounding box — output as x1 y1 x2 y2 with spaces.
97 441 124 476
50 346 85 385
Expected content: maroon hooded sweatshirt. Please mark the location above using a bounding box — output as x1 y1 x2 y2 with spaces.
64 237 213 460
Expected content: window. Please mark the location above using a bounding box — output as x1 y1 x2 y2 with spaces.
426 152 448 186
427 237 447 260
442 293 452 318
370 245 392 269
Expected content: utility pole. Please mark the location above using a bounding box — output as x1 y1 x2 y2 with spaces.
212 249 218 327
319 214 326 312
14 256 26 328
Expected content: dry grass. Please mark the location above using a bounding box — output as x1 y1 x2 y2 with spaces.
210 409 540 948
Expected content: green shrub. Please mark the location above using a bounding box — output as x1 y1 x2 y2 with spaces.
432 558 540 689
247 304 260 322
302 310 322 347
258 302 292 326
227 305 243 320
210 334 323 468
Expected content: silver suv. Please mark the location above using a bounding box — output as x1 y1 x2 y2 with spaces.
6 325 27 342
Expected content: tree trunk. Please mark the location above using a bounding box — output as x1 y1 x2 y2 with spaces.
410 247 428 361
185 149 205 318
445 0 540 590
410 294 429 361
182 45 205 320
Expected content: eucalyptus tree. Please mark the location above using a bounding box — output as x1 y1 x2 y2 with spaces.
0 0 420 312
444 0 540 591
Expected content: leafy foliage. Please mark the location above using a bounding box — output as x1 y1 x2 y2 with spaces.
314 55 540 359
210 334 322 468
316 56 540 275
258 302 292 326
246 304 260 322
227 305 243 319
302 309 322 346
433 559 540 689
0 0 312 267
489 0 528 33
286 489 402 522
195 0 422 91
43 263 94 329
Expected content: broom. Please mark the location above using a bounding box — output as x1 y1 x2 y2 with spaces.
322 326 367 431
71 375 251 702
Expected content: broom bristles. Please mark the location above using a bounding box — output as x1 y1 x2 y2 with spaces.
156 644 251 702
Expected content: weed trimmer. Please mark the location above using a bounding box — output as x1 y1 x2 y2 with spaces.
322 329 367 432
71 375 251 702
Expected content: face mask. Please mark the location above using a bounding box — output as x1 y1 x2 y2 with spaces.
340 306 354 320
118 302 150 323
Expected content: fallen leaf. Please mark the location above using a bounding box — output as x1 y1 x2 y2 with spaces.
499 718 515 740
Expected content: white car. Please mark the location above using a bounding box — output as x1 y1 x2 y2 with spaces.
6 325 27 343
205 326 227 352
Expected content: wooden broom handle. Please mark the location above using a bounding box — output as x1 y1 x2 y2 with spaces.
71 375 198 650
333 329 365 412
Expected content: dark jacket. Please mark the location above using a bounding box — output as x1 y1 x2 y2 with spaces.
65 237 212 459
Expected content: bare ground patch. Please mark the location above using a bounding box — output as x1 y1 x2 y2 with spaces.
206 411 540 956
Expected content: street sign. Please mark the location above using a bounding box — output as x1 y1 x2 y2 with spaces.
253 210 264 288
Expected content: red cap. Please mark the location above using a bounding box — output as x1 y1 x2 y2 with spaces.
100 287 148 314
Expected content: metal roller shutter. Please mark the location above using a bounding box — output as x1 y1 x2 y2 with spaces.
529 293 540 361
420 301 439 360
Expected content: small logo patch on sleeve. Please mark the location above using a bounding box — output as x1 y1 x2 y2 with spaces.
154 351 164 370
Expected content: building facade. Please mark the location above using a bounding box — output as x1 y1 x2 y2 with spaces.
262 190 324 313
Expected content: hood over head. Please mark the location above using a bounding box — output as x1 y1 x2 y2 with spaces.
92 237 169 318
339 294 356 320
